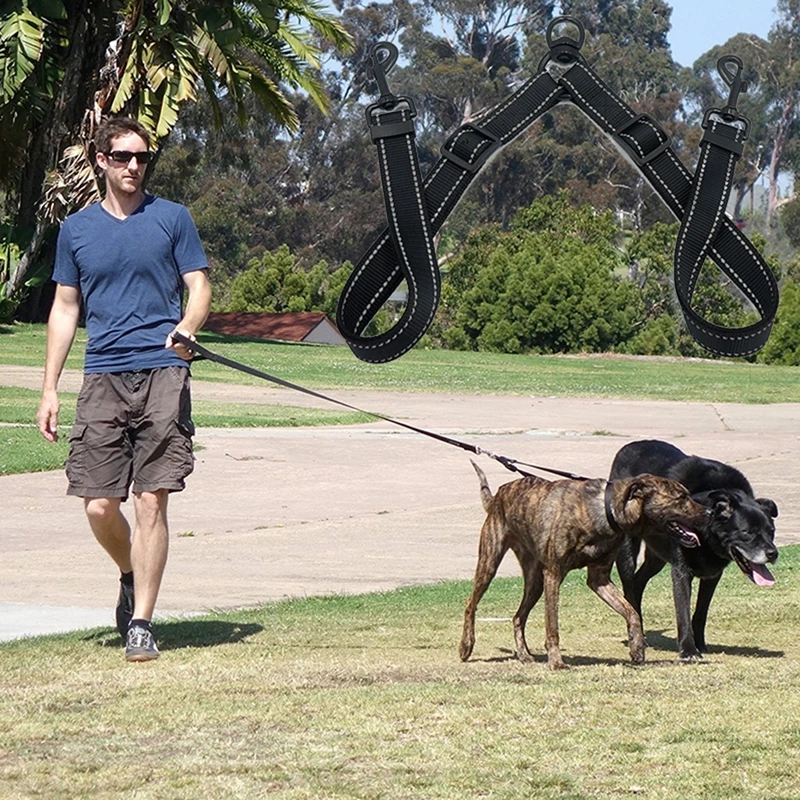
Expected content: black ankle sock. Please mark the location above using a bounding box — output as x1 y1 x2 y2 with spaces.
120 571 134 586
129 618 152 631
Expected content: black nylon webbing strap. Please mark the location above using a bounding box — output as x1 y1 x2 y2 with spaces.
171 331 590 481
337 42 563 363
338 17 778 363
560 57 778 357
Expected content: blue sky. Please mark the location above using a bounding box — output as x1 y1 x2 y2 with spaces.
667 0 778 66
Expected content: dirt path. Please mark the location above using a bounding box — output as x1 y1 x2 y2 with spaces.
2 365 798 640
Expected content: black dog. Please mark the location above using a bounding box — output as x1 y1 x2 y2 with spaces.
610 440 779 660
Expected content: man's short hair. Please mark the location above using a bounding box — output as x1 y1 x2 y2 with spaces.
94 117 152 156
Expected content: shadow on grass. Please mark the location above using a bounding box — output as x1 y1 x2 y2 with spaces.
84 619 263 651
644 628 784 659
471 647 660 668
469 631 785 667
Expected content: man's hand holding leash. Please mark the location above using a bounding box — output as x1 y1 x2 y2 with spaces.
166 328 197 361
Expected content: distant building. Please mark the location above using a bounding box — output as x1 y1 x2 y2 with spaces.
204 312 346 345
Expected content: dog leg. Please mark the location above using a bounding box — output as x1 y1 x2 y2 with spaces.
543 569 567 670
671 561 702 660
632 547 667 625
587 565 645 664
513 552 544 663
616 536 640 609
691 573 722 653
459 518 508 662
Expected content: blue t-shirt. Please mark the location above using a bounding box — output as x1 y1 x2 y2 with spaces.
53 195 208 373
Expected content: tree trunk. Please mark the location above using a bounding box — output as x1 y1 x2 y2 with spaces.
766 94 794 229
9 1 115 298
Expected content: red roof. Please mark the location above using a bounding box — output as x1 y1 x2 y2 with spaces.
204 312 339 342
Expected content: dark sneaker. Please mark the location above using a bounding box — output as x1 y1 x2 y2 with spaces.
125 625 160 662
115 581 134 639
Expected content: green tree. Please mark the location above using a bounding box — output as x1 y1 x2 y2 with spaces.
229 244 313 312
226 243 363 325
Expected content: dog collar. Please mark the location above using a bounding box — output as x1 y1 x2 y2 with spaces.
605 481 624 535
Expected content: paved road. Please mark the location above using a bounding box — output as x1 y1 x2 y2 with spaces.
2 365 798 641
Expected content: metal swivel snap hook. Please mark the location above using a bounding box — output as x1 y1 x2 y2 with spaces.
701 54 751 144
371 41 399 105
365 40 417 138
717 55 749 121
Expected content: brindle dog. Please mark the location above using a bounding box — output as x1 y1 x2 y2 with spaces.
460 462 707 669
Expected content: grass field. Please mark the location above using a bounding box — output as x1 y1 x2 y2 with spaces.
3 322 799 404
0 385 370 475
1 545 799 799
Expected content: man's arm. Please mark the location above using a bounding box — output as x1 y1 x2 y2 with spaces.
167 268 212 361
37 283 81 442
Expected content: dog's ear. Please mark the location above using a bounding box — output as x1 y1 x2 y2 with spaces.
756 497 779 518
622 478 648 506
707 490 736 520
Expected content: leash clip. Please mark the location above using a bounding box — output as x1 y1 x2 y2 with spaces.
701 55 750 155
366 41 417 140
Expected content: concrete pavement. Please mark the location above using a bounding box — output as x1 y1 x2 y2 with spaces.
2 365 798 642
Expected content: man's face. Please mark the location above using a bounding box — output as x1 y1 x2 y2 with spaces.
96 133 150 195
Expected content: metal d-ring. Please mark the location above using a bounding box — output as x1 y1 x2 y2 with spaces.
539 16 587 72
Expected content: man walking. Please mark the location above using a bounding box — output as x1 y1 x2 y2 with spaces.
37 117 211 662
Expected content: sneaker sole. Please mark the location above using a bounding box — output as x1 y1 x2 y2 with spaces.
125 650 160 662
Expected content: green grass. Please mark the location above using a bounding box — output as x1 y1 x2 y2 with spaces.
2 545 799 799
3 322 799 403
0 385 370 475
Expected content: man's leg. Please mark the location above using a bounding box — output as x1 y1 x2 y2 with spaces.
130 488 170 622
84 497 132 573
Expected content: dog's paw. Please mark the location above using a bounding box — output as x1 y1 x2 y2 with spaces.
458 641 474 662
547 659 569 671
630 647 646 665
517 649 536 664
679 651 704 662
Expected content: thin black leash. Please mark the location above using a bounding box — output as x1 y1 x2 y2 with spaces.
172 331 592 482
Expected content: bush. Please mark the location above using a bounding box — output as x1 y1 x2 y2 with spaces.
759 280 800 365
440 197 643 354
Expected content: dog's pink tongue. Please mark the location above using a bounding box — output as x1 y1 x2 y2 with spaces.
681 530 700 548
751 563 775 587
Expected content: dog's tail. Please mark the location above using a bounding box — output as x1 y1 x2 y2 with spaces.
470 459 494 511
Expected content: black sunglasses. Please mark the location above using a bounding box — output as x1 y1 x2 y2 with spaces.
105 150 153 164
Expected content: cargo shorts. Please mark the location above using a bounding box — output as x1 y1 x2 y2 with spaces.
66 365 195 499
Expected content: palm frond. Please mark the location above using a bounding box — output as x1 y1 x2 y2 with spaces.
0 9 47 103
39 144 101 224
246 68 299 131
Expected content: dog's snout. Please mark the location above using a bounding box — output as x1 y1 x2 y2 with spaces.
767 544 779 562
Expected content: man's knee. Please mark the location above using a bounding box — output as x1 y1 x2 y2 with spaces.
133 489 169 522
84 497 122 523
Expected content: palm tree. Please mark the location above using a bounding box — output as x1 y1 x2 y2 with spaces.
0 0 352 307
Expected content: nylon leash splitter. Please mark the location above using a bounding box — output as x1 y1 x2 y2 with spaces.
337 16 779 364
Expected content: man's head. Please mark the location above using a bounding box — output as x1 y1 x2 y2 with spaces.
94 117 152 198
